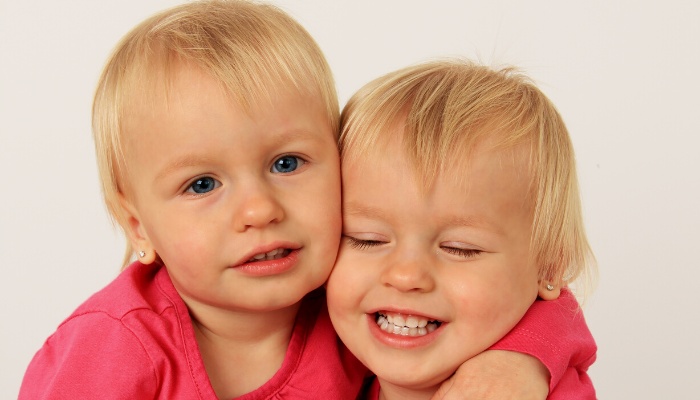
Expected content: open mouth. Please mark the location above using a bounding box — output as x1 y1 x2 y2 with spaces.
247 248 291 263
375 312 442 337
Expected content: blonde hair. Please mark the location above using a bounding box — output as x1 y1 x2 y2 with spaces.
92 0 338 267
340 59 595 294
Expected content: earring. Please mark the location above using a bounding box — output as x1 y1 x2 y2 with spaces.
138 250 146 258
546 283 555 291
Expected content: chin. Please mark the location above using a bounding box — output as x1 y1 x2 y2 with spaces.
378 374 444 395
371 361 451 390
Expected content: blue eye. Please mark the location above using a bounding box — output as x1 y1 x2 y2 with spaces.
186 177 220 194
271 155 304 173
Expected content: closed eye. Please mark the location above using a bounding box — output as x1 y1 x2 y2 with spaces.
344 235 386 250
441 246 482 258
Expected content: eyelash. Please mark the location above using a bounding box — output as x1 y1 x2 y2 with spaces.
441 246 482 258
344 236 385 250
346 236 483 259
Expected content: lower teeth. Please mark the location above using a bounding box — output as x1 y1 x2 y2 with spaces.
249 249 289 262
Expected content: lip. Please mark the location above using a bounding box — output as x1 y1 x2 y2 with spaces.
365 309 445 349
232 242 301 277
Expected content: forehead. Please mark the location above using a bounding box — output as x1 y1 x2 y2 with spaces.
341 125 535 229
124 61 300 113
121 61 329 135
344 122 533 190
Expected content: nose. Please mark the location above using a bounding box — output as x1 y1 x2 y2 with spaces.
233 183 285 231
380 248 435 293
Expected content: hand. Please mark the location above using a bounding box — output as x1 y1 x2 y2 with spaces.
431 350 549 400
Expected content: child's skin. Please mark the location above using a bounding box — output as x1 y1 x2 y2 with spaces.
20 2 559 399
119 62 342 396
327 60 596 399
118 59 550 399
329 134 546 399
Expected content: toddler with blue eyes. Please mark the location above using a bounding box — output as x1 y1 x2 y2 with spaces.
19 1 596 399
327 59 598 399
20 2 358 398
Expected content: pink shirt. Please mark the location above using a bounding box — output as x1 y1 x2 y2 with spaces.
491 289 597 399
19 262 366 399
20 263 595 399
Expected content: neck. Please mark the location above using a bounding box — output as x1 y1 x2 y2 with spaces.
190 300 301 343
188 299 302 398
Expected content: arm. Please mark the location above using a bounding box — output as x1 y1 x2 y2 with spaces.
488 289 596 392
432 350 549 400
19 313 157 400
433 289 597 399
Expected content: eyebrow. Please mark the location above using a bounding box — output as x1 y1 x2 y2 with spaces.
443 215 495 231
344 202 496 231
155 154 213 181
269 128 327 148
343 203 388 220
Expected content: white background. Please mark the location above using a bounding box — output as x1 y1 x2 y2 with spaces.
2 1 699 398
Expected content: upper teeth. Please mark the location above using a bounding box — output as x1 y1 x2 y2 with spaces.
249 248 288 262
376 312 440 337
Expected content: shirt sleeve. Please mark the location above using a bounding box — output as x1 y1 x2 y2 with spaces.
546 357 597 400
19 312 158 400
488 289 597 394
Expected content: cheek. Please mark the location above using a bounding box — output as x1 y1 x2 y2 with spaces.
304 186 342 263
144 213 210 267
499 255 541 298
301 172 342 233
449 278 500 314
446 269 532 325
328 251 370 306
308 208 342 274
326 256 366 351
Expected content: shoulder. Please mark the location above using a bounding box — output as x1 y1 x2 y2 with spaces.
19 262 207 399
19 309 159 399
51 262 190 357
68 262 175 320
21 263 166 387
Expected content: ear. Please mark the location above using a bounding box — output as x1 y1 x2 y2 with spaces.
118 193 157 265
537 280 561 301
